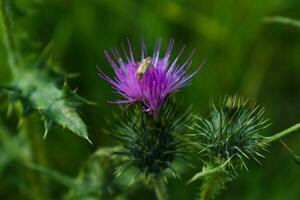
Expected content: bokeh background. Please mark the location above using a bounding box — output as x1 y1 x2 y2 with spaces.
0 0 300 199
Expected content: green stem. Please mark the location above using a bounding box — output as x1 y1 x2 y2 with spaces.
0 0 22 75
0 119 27 162
22 115 49 199
0 117 43 200
263 16 300 28
151 176 168 200
198 170 230 200
263 123 300 144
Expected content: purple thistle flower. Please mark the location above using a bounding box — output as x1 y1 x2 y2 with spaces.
97 39 203 116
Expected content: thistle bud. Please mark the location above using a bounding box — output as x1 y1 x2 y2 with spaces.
191 95 270 169
112 98 191 179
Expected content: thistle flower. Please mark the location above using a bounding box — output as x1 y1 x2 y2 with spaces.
97 39 203 116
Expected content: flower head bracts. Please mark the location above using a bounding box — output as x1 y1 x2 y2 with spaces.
113 98 191 177
97 39 203 116
190 95 270 170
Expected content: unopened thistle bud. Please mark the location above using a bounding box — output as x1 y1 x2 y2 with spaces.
190 95 270 169
113 99 191 179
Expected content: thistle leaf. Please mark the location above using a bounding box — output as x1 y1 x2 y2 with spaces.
187 159 230 184
41 99 91 143
1 63 92 143
0 1 91 142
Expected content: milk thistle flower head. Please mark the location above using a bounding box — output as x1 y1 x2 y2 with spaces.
97 39 203 117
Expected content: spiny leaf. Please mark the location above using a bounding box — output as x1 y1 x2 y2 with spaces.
2 64 92 143
41 99 91 143
62 80 97 107
42 116 53 139
187 159 230 184
0 1 92 142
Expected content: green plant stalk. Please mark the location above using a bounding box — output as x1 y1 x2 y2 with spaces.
0 119 27 163
0 117 43 200
263 123 300 144
23 115 50 196
151 176 168 200
198 170 230 200
0 0 22 75
263 16 300 28
192 162 232 200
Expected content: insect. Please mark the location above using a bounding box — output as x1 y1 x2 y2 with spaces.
136 57 152 79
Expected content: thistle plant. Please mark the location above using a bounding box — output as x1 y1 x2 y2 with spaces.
187 96 300 200
97 39 203 199
1 1 300 199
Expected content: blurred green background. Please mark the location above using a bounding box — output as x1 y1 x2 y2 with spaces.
0 0 300 199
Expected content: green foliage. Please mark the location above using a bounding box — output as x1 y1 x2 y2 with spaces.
0 118 32 169
0 0 91 142
1 59 92 142
31 147 133 200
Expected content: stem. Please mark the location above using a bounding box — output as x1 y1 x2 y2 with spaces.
22 115 49 199
0 0 21 75
198 168 231 200
0 117 44 200
151 176 168 200
0 118 28 163
263 123 300 144
263 16 300 28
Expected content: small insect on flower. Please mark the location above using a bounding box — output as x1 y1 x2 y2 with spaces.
136 57 152 79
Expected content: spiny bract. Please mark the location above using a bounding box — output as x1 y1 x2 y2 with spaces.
112 98 191 177
190 96 270 168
